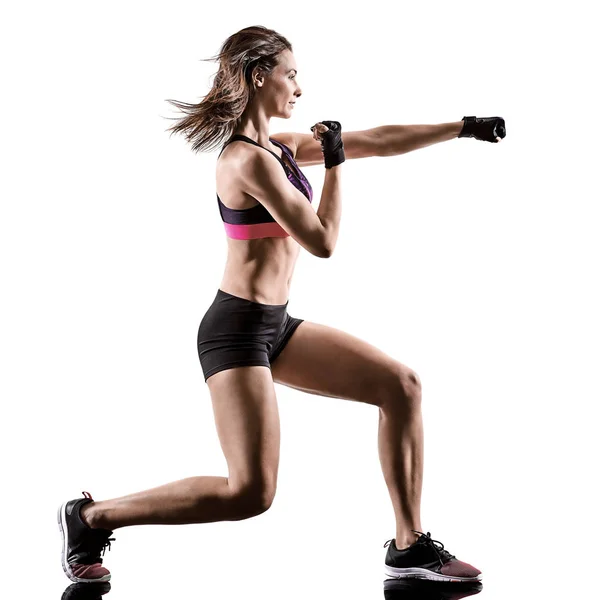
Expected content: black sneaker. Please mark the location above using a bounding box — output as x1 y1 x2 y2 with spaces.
383 530 482 583
57 491 115 582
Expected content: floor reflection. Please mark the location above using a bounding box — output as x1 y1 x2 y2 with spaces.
61 582 110 600
384 577 483 599
59 578 483 599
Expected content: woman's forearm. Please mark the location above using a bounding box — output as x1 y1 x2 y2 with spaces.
374 122 464 156
317 165 342 257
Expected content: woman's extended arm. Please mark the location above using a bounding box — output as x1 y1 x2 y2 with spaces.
370 122 465 157
291 121 465 166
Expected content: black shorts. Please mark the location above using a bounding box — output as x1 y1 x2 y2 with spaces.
197 289 304 382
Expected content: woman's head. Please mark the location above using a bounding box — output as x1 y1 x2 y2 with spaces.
247 47 302 123
165 25 301 154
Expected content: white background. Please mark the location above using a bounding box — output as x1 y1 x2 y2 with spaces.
2 1 599 598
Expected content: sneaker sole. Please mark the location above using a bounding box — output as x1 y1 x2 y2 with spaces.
57 502 111 583
384 565 481 583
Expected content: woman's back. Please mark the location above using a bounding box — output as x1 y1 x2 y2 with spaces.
216 134 312 305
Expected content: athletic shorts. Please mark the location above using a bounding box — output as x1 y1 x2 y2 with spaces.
197 288 304 382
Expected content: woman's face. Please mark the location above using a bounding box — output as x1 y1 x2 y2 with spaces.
256 49 302 118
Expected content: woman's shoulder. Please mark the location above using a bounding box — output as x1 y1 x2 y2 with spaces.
269 133 297 159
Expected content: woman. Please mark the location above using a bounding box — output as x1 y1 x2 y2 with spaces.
57 25 505 584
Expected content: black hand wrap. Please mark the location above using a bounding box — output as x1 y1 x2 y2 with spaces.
458 116 506 143
310 120 345 169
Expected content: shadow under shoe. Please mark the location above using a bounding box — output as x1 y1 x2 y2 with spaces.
384 577 483 599
58 491 115 583
61 582 111 600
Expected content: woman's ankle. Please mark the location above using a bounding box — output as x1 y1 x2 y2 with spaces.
395 530 421 550
81 502 102 529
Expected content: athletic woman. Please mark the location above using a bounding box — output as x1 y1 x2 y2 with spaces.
58 25 505 584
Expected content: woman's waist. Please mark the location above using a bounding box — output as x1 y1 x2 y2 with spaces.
219 275 292 306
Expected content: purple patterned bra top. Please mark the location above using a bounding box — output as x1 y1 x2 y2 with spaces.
216 134 314 240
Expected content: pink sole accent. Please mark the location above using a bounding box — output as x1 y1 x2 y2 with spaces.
71 562 111 580
441 559 482 578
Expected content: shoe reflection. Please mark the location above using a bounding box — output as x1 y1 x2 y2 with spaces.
60 578 482 599
384 577 483 599
60 582 111 599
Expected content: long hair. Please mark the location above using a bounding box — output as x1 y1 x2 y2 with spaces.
164 26 292 154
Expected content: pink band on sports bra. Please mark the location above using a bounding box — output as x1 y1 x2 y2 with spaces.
223 221 290 240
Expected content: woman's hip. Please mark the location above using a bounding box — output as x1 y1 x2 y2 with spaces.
197 288 302 381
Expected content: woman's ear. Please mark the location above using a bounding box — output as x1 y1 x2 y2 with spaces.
252 67 264 89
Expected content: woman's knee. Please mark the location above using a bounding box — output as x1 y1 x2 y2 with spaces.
230 480 277 518
381 364 422 410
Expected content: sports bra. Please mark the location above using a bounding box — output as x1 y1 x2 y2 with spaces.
216 134 314 240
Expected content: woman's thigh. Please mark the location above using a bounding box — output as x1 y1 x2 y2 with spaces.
270 320 418 407
206 365 280 507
